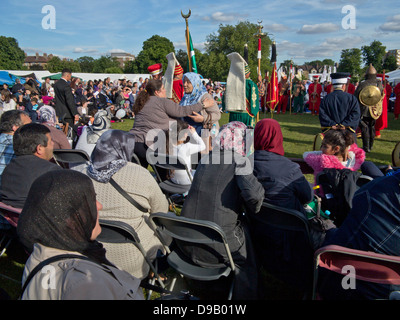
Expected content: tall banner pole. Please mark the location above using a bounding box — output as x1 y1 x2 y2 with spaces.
181 10 192 72
254 21 266 123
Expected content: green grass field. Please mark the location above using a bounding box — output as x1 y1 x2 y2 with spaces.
1 110 399 300
113 110 400 166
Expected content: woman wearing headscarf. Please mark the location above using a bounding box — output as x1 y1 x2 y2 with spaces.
179 121 264 300
74 109 112 157
253 118 313 212
17 170 144 300
129 79 214 169
250 118 314 293
38 105 71 149
80 129 169 279
180 72 221 136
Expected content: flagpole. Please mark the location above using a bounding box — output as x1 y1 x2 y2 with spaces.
181 10 192 72
289 59 293 115
254 21 266 122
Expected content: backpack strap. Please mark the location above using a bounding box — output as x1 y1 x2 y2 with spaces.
20 254 91 299
20 253 195 300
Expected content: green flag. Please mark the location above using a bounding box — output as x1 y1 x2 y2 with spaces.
187 32 197 73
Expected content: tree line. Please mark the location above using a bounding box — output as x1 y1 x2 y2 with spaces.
1 24 397 83
338 40 398 82
0 22 271 83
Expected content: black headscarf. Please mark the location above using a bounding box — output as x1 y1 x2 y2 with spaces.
17 169 110 266
87 129 136 183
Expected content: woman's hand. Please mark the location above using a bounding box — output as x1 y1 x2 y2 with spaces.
188 111 204 123
202 98 214 108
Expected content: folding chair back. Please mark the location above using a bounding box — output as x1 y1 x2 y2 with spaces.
289 157 314 175
0 202 22 258
255 202 312 240
147 152 192 213
312 244 400 300
97 219 165 292
52 149 90 168
149 212 236 299
249 202 314 297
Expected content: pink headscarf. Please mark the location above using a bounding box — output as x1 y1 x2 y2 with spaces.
254 119 284 156
216 121 249 156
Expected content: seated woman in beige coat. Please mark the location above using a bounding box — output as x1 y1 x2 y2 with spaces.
81 129 169 279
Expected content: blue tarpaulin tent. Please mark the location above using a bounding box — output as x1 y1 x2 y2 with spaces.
0 71 16 86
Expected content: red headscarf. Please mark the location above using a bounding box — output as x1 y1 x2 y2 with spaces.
254 119 284 156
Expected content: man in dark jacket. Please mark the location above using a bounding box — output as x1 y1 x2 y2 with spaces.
319 72 360 141
54 68 79 128
0 123 60 209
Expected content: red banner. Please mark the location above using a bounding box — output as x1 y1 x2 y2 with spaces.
266 62 278 110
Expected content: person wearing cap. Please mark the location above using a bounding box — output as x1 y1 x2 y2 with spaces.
319 72 360 140
276 72 289 114
308 75 322 115
172 64 184 103
147 63 163 81
354 64 383 153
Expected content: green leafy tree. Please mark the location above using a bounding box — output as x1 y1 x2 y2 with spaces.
123 60 138 74
205 21 272 81
362 40 386 72
104 66 123 74
134 35 175 74
76 56 95 73
322 59 335 67
338 48 363 78
0 36 25 70
46 56 81 73
176 49 188 75
92 55 120 73
383 55 398 72
46 56 64 72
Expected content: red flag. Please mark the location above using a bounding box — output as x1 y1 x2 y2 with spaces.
266 62 279 111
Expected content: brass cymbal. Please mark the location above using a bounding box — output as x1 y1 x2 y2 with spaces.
359 85 382 106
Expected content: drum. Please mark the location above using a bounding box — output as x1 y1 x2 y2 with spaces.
392 142 400 167
313 133 324 151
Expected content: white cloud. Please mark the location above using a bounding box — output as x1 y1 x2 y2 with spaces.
264 23 290 33
202 11 244 23
174 41 206 52
297 23 340 34
73 47 99 54
379 15 400 32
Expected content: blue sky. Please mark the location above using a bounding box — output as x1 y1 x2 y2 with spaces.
2 0 400 66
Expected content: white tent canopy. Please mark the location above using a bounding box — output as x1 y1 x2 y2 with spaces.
4 70 150 84
386 69 400 85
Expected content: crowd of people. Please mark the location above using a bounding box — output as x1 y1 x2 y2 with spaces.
0 57 399 301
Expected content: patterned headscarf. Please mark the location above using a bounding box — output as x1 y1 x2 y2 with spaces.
215 121 250 157
38 105 57 127
86 110 112 144
179 72 207 106
87 129 136 183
